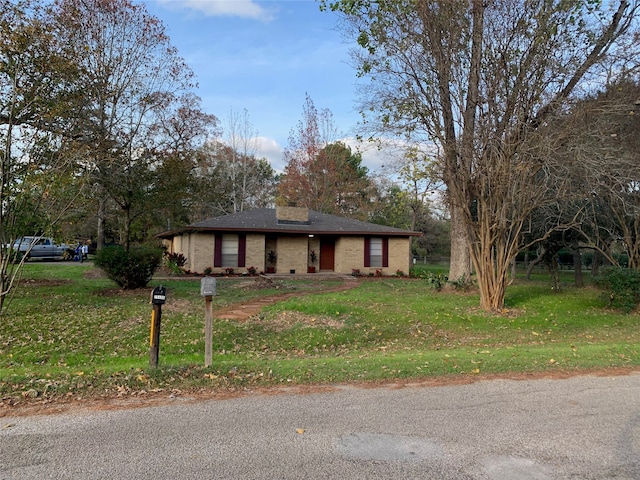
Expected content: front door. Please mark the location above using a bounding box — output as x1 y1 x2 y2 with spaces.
319 239 335 271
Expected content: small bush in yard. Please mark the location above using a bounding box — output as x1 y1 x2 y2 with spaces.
449 275 475 292
423 271 448 291
94 245 163 289
594 267 640 313
165 252 187 267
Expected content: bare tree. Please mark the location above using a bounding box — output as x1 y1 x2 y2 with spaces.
191 139 276 220
324 0 640 310
222 108 263 213
553 80 640 269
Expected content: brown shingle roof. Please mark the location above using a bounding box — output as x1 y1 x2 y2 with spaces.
157 208 420 238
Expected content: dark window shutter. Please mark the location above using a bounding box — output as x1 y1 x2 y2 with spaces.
214 234 222 267
382 238 389 267
238 234 246 267
364 237 371 267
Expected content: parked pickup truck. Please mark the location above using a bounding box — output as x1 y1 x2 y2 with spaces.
10 236 73 260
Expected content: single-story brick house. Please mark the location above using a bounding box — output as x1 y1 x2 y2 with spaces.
156 206 421 275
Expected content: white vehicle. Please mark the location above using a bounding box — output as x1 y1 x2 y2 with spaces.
10 236 73 260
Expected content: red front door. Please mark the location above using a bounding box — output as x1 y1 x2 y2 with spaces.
319 239 335 271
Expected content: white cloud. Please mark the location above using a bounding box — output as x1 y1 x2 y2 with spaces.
339 137 408 174
156 0 274 21
214 135 285 172
254 136 285 172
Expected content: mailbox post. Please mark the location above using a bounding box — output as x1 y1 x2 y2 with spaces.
149 286 166 368
200 277 216 367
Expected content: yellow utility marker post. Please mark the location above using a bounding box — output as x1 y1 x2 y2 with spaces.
149 286 166 368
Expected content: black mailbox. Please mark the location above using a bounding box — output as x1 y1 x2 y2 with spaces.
151 286 166 305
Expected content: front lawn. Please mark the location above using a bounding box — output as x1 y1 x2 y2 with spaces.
1 263 638 406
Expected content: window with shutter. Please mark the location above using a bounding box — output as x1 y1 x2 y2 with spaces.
221 234 239 267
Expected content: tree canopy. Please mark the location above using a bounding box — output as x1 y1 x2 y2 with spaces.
324 0 640 310
278 94 377 220
0 0 87 313
53 0 206 250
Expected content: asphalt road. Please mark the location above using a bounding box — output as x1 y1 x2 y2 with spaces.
1 373 639 479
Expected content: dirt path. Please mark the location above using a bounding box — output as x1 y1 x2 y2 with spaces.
213 276 361 321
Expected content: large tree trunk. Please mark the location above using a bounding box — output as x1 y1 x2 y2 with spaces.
470 230 512 311
123 206 131 252
447 0 481 285
526 246 546 279
591 249 601 276
97 192 106 251
571 239 584 288
448 203 472 281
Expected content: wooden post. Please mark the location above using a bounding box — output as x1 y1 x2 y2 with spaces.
149 303 162 368
200 277 216 367
204 295 213 367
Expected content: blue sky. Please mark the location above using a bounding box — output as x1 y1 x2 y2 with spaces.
142 0 380 172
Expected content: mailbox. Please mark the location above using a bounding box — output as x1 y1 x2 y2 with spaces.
200 277 217 297
151 286 166 305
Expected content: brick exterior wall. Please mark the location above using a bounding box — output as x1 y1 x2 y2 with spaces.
245 234 266 272
335 236 411 275
168 232 411 275
387 237 411 275
190 232 215 273
335 237 362 273
277 236 308 274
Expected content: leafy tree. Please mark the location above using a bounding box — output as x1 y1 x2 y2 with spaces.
278 94 377 219
413 213 451 259
376 145 444 255
323 0 640 310
0 0 83 314
54 0 200 250
371 180 450 258
369 182 413 229
147 93 220 232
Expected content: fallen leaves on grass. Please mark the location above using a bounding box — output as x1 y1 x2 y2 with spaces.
248 310 345 332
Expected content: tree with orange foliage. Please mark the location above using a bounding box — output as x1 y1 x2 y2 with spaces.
278 94 376 220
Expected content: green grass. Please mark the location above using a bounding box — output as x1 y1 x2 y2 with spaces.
1 263 638 404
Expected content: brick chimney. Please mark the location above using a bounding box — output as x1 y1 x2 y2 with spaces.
276 205 309 224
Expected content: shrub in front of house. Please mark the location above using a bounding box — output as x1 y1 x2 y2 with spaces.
95 245 163 289
164 252 187 275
